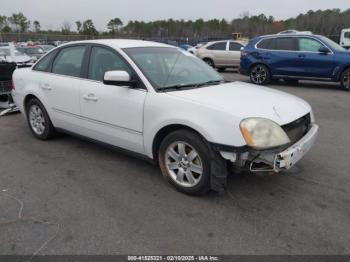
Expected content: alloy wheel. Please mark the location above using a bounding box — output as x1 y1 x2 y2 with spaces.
165 141 203 188
251 65 267 84
342 71 350 90
29 105 46 135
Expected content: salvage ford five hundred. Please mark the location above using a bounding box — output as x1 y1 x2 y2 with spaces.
12 40 319 195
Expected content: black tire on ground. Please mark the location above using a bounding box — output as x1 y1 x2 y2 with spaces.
250 64 271 85
203 58 215 68
340 68 350 91
158 129 211 196
284 79 299 85
218 67 226 72
26 98 56 140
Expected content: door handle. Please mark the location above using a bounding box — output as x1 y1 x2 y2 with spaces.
298 54 306 58
40 83 52 91
83 93 98 102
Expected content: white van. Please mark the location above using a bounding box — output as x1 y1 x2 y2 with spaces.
340 29 350 49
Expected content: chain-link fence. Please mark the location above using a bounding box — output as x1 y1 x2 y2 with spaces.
0 32 341 46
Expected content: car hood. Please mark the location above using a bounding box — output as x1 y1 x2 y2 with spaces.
166 81 311 126
3 55 31 63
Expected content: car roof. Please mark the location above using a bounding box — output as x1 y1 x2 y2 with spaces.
258 33 322 39
59 39 174 49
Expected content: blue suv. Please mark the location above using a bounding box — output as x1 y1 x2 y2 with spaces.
240 34 350 90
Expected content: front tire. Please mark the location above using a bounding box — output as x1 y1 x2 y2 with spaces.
340 68 350 91
26 98 56 140
158 130 211 195
250 64 271 85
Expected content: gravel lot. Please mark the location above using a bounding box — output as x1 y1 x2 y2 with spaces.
0 72 350 255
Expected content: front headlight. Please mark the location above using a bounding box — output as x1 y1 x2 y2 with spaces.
240 118 290 149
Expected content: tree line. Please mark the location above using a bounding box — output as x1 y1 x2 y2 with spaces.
0 9 349 39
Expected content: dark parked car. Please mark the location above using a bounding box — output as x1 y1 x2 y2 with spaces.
240 33 350 90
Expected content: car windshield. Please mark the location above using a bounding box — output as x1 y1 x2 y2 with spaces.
319 36 345 52
42 45 54 51
123 47 224 91
24 47 45 54
13 49 26 56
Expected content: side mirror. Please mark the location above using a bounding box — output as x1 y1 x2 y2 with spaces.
103 70 138 87
319 46 331 54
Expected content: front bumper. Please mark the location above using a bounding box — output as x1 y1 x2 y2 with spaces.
274 124 319 172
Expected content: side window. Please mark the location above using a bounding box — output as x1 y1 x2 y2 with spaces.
207 42 227 51
344 32 350 39
33 51 56 72
299 38 324 52
88 46 132 81
257 38 275 50
229 42 243 51
52 46 86 77
274 37 298 51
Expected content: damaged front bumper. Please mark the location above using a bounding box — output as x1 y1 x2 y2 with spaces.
274 124 319 171
218 123 319 173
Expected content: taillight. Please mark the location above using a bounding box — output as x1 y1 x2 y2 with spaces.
11 79 15 91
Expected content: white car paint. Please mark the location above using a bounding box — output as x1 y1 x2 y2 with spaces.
12 39 317 170
340 28 350 49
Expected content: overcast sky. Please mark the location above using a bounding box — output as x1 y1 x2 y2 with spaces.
1 0 348 31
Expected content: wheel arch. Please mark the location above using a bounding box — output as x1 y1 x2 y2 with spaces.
337 64 350 81
152 124 207 161
23 94 40 115
249 62 272 75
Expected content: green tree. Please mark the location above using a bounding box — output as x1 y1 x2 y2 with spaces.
107 18 123 34
8 13 30 32
82 19 98 36
33 20 41 33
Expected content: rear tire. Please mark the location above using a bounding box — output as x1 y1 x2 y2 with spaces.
340 68 350 91
26 98 56 140
250 64 271 85
158 130 211 196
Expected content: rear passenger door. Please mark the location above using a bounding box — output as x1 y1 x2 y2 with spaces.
41 45 87 130
270 37 302 76
206 42 228 66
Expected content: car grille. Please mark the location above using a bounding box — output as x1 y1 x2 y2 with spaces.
282 114 311 144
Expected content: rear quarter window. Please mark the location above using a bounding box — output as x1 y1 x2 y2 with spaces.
256 38 275 50
33 51 57 72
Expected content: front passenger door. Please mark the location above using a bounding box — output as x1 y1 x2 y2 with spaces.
297 37 336 78
79 46 147 154
228 42 244 66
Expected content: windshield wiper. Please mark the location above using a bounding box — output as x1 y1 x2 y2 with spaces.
158 80 226 92
158 83 201 92
196 80 226 87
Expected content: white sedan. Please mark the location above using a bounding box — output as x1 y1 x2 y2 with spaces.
12 40 319 195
